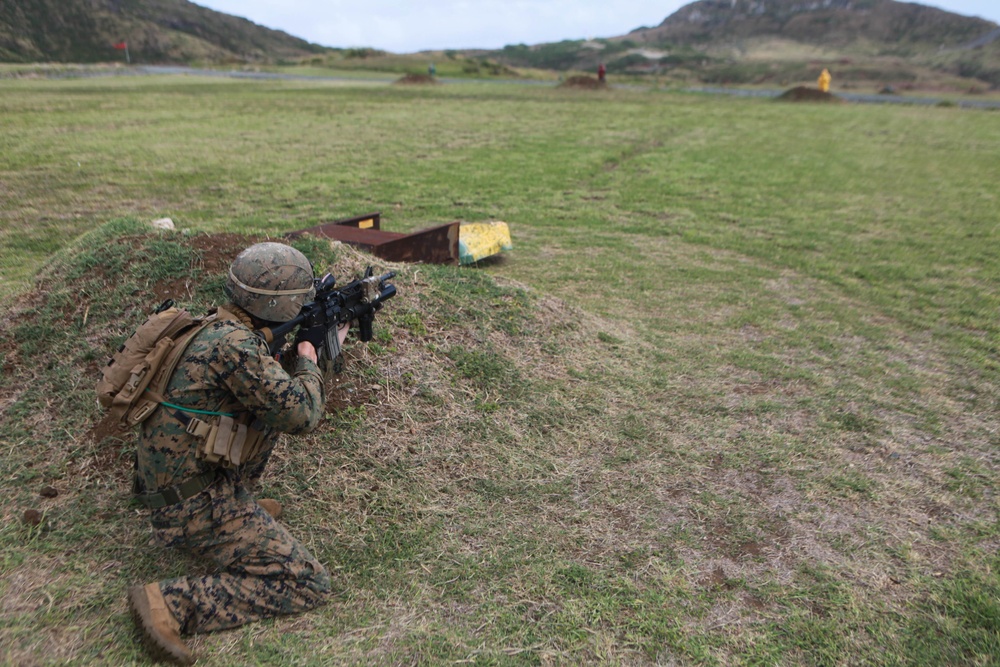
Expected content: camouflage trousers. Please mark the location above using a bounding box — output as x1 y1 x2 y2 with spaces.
148 472 330 635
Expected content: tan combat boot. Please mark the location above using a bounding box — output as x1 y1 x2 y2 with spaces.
257 498 283 520
128 583 194 665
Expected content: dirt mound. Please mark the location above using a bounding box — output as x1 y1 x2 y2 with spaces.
777 86 843 103
149 232 260 303
394 73 439 85
559 75 607 90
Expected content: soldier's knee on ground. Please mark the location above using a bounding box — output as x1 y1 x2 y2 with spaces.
311 562 332 594
302 562 332 606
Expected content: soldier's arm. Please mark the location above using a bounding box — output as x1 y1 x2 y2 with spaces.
217 329 325 434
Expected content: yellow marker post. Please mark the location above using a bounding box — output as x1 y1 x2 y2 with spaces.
818 68 831 93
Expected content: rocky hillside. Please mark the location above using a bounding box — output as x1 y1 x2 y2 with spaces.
627 0 996 53
0 0 327 64
491 0 1000 89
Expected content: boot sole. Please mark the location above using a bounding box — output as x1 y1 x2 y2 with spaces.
127 585 195 665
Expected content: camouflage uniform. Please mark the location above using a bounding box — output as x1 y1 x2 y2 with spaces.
135 304 330 635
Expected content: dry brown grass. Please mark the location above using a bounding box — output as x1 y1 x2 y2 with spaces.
1 223 997 664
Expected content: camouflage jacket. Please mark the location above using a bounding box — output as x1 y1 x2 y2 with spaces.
136 305 324 493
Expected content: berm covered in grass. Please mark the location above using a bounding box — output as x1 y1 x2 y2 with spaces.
2 219 998 664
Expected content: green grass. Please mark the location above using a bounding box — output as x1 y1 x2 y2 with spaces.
1 75 998 665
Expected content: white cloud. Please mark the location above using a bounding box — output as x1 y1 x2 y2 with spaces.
196 0 679 51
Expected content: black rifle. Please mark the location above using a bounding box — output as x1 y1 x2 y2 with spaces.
255 267 397 363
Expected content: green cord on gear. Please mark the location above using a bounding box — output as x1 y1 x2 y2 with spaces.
158 401 235 418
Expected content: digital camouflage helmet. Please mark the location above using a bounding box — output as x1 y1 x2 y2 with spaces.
224 242 315 322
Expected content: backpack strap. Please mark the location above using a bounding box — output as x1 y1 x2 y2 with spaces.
158 308 200 340
125 313 219 428
153 313 220 394
140 307 258 432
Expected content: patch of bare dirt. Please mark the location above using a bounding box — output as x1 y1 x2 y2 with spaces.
323 357 373 415
558 75 607 90
149 233 261 304
394 73 439 85
701 566 735 590
192 233 259 274
777 86 844 103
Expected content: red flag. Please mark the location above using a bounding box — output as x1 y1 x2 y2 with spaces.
113 41 127 50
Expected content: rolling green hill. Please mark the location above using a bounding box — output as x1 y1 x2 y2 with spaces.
491 0 1000 90
0 0 327 64
628 0 995 51
3 0 997 91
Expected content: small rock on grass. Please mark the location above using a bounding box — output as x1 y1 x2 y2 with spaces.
23 509 43 526
39 485 58 498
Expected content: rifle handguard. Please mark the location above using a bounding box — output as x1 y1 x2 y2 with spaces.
253 267 397 354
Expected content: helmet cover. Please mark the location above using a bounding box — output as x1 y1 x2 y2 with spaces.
224 242 315 322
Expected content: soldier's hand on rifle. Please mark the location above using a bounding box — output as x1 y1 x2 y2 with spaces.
294 325 325 365
297 341 318 364
295 324 325 350
293 323 350 367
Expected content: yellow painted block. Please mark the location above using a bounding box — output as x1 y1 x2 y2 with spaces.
459 221 513 264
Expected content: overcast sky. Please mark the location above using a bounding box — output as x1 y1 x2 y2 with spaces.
193 0 1000 53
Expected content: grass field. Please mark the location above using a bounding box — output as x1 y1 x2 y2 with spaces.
1 75 998 665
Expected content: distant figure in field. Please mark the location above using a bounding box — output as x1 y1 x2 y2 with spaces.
597 63 606 83
428 63 436 77
818 68 831 93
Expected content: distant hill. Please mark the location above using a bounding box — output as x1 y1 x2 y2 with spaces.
0 0 327 64
3 0 998 91
491 0 1000 90
627 0 995 52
